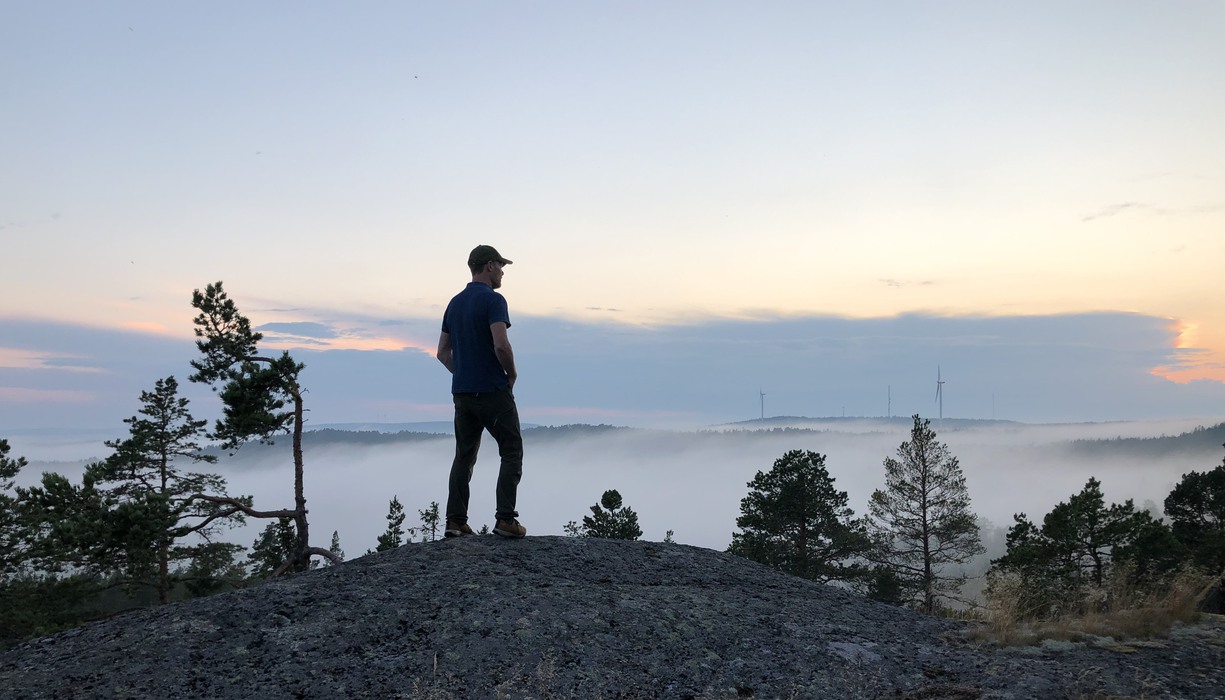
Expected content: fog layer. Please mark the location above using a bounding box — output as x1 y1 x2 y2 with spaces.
195 418 1223 555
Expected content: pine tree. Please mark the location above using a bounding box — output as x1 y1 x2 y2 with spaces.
993 477 1185 615
565 490 642 540
0 439 28 576
376 497 407 551
189 282 339 573
867 415 983 612
248 518 297 579
327 531 344 564
1164 448 1225 574
418 501 441 542
84 377 246 603
728 450 870 584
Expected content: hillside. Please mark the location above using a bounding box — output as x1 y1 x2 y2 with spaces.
1069 422 1225 459
3 537 1223 699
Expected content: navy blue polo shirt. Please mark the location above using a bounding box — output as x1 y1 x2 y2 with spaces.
442 282 512 393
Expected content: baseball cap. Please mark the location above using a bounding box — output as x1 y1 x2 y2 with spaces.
468 245 513 266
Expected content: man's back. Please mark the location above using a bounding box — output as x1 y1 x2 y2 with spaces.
442 282 511 394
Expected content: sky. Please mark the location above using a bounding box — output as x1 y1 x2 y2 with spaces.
3 2 1225 439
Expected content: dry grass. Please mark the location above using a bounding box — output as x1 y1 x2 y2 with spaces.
1060 664 1162 700
968 565 1218 647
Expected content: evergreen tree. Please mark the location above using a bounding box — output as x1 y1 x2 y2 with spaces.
376 497 407 551
84 377 246 603
867 415 983 612
418 501 441 542
4 440 101 647
565 489 642 540
189 282 339 573
248 518 296 579
0 439 28 576
1164 449 1225 574
728 450 870 584
182 540 246 596
16 470 103 576
992 477 1180 617
328 530 344 564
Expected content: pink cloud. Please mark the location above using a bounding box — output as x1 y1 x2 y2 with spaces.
0 387 95 403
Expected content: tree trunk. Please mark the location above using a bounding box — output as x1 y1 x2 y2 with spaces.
292 390 310 572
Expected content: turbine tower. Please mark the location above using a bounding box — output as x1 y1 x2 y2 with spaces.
935 366 945 422
759 389 766 420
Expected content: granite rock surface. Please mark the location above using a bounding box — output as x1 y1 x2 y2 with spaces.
2 536 1223 699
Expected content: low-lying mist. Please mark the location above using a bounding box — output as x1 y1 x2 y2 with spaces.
197 418 1224 557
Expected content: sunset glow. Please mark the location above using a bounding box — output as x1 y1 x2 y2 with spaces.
3 3 1223 429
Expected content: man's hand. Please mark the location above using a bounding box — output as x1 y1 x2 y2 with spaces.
436 332 454 373
491 322 516 386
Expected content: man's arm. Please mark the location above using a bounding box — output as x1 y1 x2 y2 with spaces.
436 332 454 373
490 322 517 388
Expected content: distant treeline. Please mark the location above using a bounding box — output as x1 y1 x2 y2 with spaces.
207 424 640 458
217 421 1225 456
1069 423 1225 458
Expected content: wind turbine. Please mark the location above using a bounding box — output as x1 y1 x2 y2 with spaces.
935 366 945 422
759 389 766 420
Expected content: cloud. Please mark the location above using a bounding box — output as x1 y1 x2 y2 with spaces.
2 310 1223 434
1189 203 1225 215
1081 202 1144 223
507 311 1225 425
0 347 103 373
242 312 436 354
0 387 95 403
879 279 935 289
1079 201 1225 223
0 320 202 430
257 322 338 339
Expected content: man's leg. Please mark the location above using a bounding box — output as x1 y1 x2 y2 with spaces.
446 394 483 525
483 388 524 523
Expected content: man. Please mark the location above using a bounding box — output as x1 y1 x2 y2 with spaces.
437 245 526 539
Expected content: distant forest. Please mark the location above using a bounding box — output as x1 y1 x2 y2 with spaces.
205 423 636 458
1069 422 1225 458
211 421 1225 458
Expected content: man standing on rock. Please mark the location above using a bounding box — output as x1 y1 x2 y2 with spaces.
436 245 526 539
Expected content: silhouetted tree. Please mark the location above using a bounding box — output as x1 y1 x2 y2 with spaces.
328 531 344 564
15 470 107 577
565 489 642 540
418 501 441 542
376 497 408 551
0 439 27 575
188 281 339 574
1164 447 1225 574
82 377 245 603
729 450 870 584
993 477 1181 617
247 518 296 579
867 415 983 612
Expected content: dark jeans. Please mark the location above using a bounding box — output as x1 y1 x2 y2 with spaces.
446 387 523 524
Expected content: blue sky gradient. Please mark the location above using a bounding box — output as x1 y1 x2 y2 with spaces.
3 2 1224 436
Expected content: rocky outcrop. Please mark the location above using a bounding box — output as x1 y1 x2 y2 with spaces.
2 536 1222 699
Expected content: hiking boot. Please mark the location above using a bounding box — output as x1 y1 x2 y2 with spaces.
493 519 526 539
444 521 476 538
